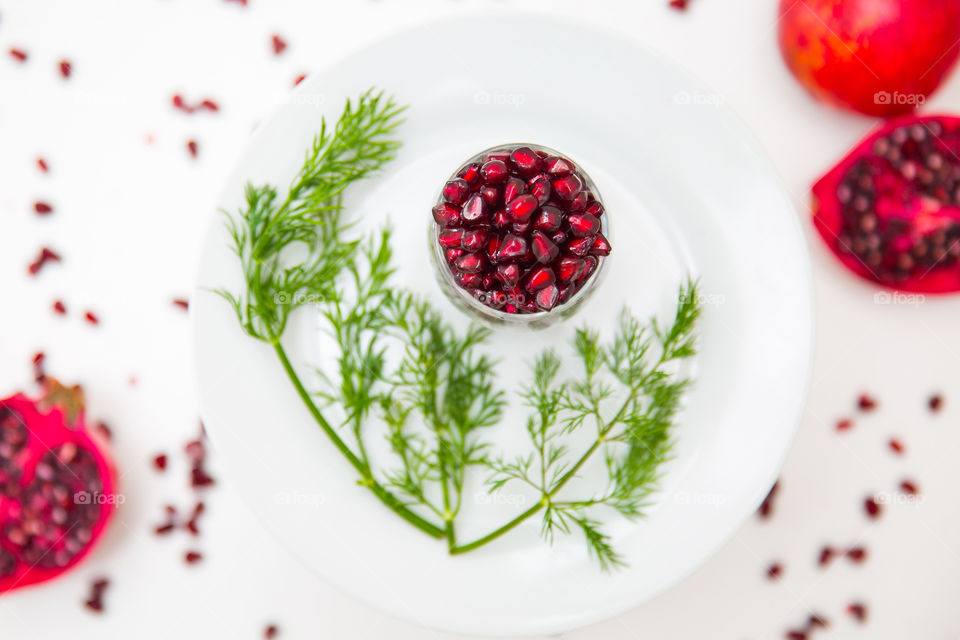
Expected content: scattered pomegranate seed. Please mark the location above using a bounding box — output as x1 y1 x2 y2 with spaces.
899 479 919 495
225 0 248 6
200 99 219 112
669 0 690 9
59 60 72 78
53 300 67 315
84 578 109 613
34 201 53 215
173 95 220 114
186 502 205 535
154 505 178 535
807 614 829 629
28 247 62 275
172 298 189 311
36 157 49 172
888 438 905 455
929 394 943 413
96 421 112 441
265 625 279 639
864 496 882 519
758 480 779 519
817 546 835 567
153 454 168 471
187 140 198 158
184 551 203 564
835 418 853 431
33 352 46 384
293 74 306 86
84 311 100 326
846 602 868 623
766 562 783 580
272 34 288 55
846 546 868 563
857 393 877 412
186 433 215 488
786 632 806 640
9 48 27 62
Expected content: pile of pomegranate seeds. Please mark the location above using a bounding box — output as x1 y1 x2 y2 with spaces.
433 145 611 314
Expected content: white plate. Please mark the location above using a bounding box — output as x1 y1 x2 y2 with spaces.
192 14 813 637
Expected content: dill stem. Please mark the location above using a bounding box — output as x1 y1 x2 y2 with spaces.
273 341 445 539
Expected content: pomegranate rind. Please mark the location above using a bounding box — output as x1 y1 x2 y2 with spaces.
0 391 117 595
778 0 960 117
812 114 960 293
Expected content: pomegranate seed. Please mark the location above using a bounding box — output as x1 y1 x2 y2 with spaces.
187 140 198 158
481 160 508 184
272 34 288 55
786 632 806 640
37 157 49 173
766 562 783 580
846 546 867 563
84 311 99 325
928 394 943 412
461 229 487 253
445 248 464 264
835 418 853 431
525 266 555 291
552 174 583 201
186 502 205 535
33 351 46 383
492 210 510 228
669 0 690 10
551 230 568 245
185 551 203 564
433 203 460 227
293 74 306 86
458 164 481 187
899 479 919 495
535 285 560 311
529 177 552 204
557 256 586 283
531 231 559 263
544 155 574 176
864 496 882 519
265 625 279 639
53 300 67 315
512 221 532 235
84 578 109 613
461 194 487 224
578 256 598 282
817 546 835 567
191 467 215 488
172 94 193 112
480 185 501 208
456 271 482 289
568 213 600 237
496 263 521 288
758 480 779 519
503 177 526 205
506 194 538 223
172 298 190 311
153 454 168 471
534 205 562 232
858 393 877 412
568 191 589 214
846 602 868 623
438 229 463 248
807 614 829 628
443 179 470 204
9 48 27 62
59 60 72 78
34 201 53 215
888 438 904 454
566 236 593 257
497 234 528 262
455 253 484 274
586 201 604 217
28 247 62 275
510 146 540 176
590 233 612 256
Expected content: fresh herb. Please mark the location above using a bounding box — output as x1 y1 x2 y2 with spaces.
219 89 701 568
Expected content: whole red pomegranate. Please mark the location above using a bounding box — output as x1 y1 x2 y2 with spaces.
778 0 960 116
0 379 117 593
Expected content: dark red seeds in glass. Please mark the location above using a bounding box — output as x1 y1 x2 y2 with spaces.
509 147 540 176
864 496 882 519
433 203 460 227
552 174 582 201
531 231 559 263
506 194 538 223
568 213 600 237
566 236 593 257
461 194 487 224
459 164 481 187
443 179 470 205
525 266 555 291
591 233 612 256
481 160 508 184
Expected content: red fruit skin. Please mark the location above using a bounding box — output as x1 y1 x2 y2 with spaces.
0 389 117 594
812 114 960 293
778 0 960 116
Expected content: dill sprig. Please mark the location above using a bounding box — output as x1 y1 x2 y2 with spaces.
218 88 701 568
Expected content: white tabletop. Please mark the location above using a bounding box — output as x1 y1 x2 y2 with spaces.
1 1 958 638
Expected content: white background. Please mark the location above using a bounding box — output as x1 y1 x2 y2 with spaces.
1 1 959 638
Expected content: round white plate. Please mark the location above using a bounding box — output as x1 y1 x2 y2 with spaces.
192 14 813 637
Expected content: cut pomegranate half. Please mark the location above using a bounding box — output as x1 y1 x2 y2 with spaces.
813 114 960 293
0 379 117 594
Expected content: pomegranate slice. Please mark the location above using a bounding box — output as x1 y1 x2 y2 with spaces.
813 115 960 293
0 379 117 594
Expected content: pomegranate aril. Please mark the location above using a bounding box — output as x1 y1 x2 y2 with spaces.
455 253 484 273
480 185 502 208
864 496 882 519
445 248 464 264
492 210 510 228
525 266 555 291
461 229 487 253
531 231 559 263
461 194 487 224
578 256 598 282
497 263 521 288
535 285 560 311
443 179 470 205
506 194 538 223
590 233 612 256
586 201 604 217
458 164 481 187
503 177 526 204
568 191 589 214
484 151 511 164
438 229 463 248
480 274 495 290
510 146 541 176
534 205 562 232
858 393 877 412
566 236 593 257
551 230 567 246
552 174 583 201
512 221 532 234
530 177 552 205
929 394 943 412
846 603 868 624
568 213 601 237
456 271 482 288
433 203 460 227
558 284 575 303
496 234 528 262
557 256 586 283
544 155 574 176
481 159 508 184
